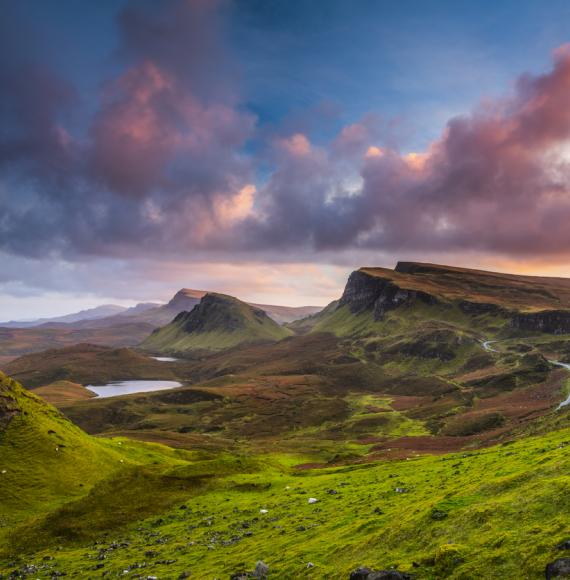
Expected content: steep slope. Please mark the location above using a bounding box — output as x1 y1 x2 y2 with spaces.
85 289 321 327
74 289 208 328
0 288 321 362
310 262 570 338
249 303 322 324
0 372 229 563
142 293 292 354
0 372 122 525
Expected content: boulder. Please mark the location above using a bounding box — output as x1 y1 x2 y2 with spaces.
253 561 269 578
349 567 412 579
546 558 570 579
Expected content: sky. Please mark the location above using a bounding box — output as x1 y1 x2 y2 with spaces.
4 0 570 319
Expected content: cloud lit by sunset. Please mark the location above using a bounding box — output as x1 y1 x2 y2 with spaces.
4 0 570 318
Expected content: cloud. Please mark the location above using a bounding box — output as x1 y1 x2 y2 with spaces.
241 44 570 260
3 0 570 290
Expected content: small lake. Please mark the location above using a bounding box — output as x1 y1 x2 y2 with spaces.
152 356 179 362
86 380 182 398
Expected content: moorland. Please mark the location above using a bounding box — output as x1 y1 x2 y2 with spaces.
3 262 570 578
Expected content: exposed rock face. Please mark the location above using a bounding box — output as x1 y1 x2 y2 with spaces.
458 300 505 316
174 293 269 334
165 288 207 312
545 558 570 579
511 310 570 335
339 270 438 320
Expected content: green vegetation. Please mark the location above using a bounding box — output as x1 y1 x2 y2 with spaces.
3 367 570 578
6 263 570 577
4 343 179 389
142 293 292 354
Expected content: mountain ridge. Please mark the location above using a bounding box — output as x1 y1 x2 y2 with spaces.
141 292 292 354
0 304 129 329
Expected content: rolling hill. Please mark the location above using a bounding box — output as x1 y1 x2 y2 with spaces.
3 344 179 389
141 292 292 354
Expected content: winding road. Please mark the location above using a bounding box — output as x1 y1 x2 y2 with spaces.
480 338 570 410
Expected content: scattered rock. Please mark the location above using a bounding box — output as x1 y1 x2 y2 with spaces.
558 541 570 551
306 562 315 568
546 558 570 579
253 561 269 578
308 498 318 504
349 567 411 579
230 560 269 579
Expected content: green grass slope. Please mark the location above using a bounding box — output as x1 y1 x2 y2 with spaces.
142 292 291 354
0 372 232 559
3 415 570 578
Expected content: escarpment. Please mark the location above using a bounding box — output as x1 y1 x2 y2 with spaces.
338 270 439 320
511 310 570 334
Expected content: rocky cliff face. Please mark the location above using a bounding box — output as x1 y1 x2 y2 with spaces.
174 293 268 333
165 288 207 312
458 300 506 316
511 310 570 334
338 270 438 320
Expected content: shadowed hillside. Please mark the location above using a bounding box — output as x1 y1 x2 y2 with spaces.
142 293 292 354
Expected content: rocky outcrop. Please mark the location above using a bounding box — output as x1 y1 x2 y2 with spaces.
545 558 570 579
511 310 570 335
349 568 412 580
338 270 438 320
165 288 206 312
174 293 268 334
459 300 506 316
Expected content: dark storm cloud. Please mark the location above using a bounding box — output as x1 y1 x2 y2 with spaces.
0 0 255 259
3 0 570 266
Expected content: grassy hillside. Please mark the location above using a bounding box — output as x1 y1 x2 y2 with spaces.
6 263 570 577
142 293 292 354
3 391 570 577
3 343 179 388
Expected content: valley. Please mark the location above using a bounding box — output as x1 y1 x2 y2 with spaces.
3 262 570 578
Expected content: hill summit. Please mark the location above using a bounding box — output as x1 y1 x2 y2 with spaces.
141 292 292 354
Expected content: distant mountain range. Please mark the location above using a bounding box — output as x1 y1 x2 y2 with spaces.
0 304 132 328
2 289 321 330
0 288 322 362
